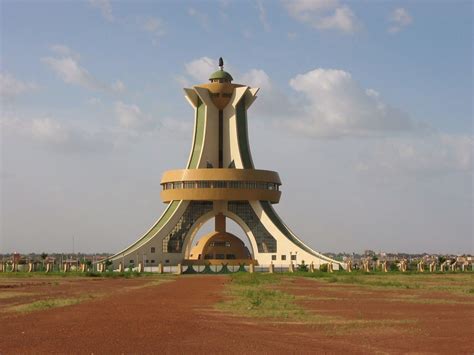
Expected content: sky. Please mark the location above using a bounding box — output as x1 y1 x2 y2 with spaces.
1 0 472 255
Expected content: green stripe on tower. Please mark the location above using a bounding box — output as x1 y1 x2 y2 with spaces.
188 98 205 169
235 97 253 169
110 200 180 260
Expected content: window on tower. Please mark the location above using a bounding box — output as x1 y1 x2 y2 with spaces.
162 180 281 191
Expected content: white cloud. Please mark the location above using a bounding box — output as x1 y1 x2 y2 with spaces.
256 0 271 32
188 8 210 31
356 134 473 177
42 45 126 93
88 0 114 22
42 56 102 90
238 69 300 118
438 134 473 172
1 114 110 152
0 114 27 133
283 0 360 34
174 75 191 88
30 117 70 144
240 69 272 90
184 56 215 83
315 6 357 32
0 72 38 98
161 117 193 138
111 80 126 92
1 100 162 153
114 101 156 131
50 44 80 60
388 8 413 34
285 0 338 15
286 68 414 138
179 59 421 138
141 17 166 45
86 97 102 105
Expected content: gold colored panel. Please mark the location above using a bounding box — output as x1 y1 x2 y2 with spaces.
160 188 281 203
195 83 243 109
161 169 281 184
188 231 251 261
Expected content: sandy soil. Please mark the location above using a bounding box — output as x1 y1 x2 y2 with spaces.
279 277 474 354
0 275 472 354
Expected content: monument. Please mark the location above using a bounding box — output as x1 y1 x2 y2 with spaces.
109 58 341 270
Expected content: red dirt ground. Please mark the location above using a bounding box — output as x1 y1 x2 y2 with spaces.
0 275 472 354
279 277 474 354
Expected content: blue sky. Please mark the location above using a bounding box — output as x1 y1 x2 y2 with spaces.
1 0 472 254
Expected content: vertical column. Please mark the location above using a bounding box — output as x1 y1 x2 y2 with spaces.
218 109 223 168
215 213 226 233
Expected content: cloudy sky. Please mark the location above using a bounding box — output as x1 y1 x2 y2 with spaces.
1 0 472 255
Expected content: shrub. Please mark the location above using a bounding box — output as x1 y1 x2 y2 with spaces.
389 262 399 272
297 260 308 272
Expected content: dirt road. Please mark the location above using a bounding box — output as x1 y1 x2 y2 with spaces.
0 275 472 354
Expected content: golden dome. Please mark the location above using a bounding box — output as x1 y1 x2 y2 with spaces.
189 231 251 261
193 57 243 109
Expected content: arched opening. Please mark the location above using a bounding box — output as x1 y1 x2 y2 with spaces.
191 218 253 251
182 212 258 265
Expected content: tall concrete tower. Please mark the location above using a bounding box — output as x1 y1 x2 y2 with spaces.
109 59 340 270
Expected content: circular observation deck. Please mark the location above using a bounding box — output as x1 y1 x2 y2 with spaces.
160 169 281 203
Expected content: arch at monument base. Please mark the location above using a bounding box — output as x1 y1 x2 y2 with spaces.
109 199 341 270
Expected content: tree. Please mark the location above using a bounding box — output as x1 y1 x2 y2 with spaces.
104 259 113 271
40 252 48 271
81 258 92 271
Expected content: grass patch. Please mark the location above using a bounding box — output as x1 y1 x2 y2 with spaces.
216 273 417 332
0 272 88 278
216 273 313 321
299 296 342 301
0 292 36 299
1 275 173 314
128 277 175 290
388 297 474 305
0 271 159 279
326 318 417 336
6 296 95 313
84 271 157 278
291 271 474 295
228 272 280 286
